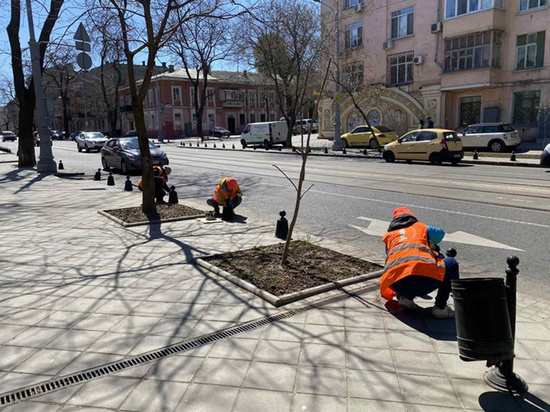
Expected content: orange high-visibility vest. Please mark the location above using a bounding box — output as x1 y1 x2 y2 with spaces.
138 166 166 190
212 178 239 205
380 221 446 300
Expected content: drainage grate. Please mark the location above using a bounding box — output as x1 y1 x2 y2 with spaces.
0 283 377 407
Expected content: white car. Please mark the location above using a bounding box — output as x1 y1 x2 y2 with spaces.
460 123 521 152
75 132 109 152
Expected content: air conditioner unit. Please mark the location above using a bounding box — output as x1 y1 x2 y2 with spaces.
431 21 443 33
355 3 363 12
413 55 423 65
383 40 394 50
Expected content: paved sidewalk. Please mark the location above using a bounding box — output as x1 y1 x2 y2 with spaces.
1 164 550 411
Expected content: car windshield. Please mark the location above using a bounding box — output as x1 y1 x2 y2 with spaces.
374 125 393 132
83 132 105 139
120 138 157 151
502 124 515 132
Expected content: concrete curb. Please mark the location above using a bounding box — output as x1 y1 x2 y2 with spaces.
98 209 206 227
195 256 385 307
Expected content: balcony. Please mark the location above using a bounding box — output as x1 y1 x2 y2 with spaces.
443 8 506 38
441 67 501 91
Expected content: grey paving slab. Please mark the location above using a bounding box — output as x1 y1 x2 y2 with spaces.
0 401 61 412
0 346 38 371
295 366 347 397
243 361 297 392
174 383 239 412
387 330 435 352
349 398 407 412
58 351 122 375
291 393 347 412
66 376 139 408
36 311 90 328
3 309 55 326
302 324 346 346
399 374 461 408
7 327 66 349
146 355 204 382
254 340 301 365
347 347 396 372
393 349 447 377
260 322 304 342
0 371 52 393
111 315 161 334
346 328 389 348
300 343 346 368
120 379 188 412
193 358 250 386
208 337 258 361
348 369 403 401
13 348 81 375
86 332 144 355
72 313 125 332
0 324 28 344
148 317 197 338
233 388 293 412
129 334 182 355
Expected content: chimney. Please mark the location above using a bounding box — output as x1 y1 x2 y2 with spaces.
169 65 174 73
162 62 167 68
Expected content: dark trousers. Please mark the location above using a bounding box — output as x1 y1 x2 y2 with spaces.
207 194 242 214
391 257 459 309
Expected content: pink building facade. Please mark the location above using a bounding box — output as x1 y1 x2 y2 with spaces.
319 0 550 141
119 69 282 138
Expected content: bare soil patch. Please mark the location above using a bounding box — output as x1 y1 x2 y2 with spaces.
203 241 382 296
104 203 204 224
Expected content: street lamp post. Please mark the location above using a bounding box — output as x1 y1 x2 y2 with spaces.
26 0 56 173
314 0 343 151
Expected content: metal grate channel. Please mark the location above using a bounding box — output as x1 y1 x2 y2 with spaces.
0 284 377 407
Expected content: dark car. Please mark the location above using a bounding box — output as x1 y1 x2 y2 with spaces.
70 131 82 141
2 131 17 142
541 143 550 167
209 126 231 138
100 137 169 174
124 130 138 137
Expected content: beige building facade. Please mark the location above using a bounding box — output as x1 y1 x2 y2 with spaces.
319 0 550 141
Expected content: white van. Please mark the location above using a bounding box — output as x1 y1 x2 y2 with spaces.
240 121 288 149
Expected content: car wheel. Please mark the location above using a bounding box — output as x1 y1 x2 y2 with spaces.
384 151 395 163
241 139 247 149
85 145 90 153
369 138 379 150
342 139 349 148
489 140 504 153
263 139 271 149
451 159 459 165
77 144 82 152
429 152 442 165
121 159 129 174
101 157 110 171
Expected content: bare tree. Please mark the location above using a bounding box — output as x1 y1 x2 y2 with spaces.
6 0 65 167
88 0 247 214
168 5 239 141
241 0 322 145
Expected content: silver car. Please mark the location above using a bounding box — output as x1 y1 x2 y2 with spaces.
100 137 169 174
461 123 521 152
76 132 108 152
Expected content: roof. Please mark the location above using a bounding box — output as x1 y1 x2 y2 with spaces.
151 68 272 86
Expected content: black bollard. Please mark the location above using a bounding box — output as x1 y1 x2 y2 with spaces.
232 144 235 149
292 147 296 152
363 148 367 155
107 172 115 186
205 143 207 148
324 147 328 154
278 146 282 151
223 143 226 149
275 210 289 240
343 148 347 154
214 143 217 148
168 185 179 204
253 146 257 150
197 142 199 147
483 256 528 394
94 168 101 181
58 160 64 170
473 150 479 160
510 151 516 161
124 176 133 191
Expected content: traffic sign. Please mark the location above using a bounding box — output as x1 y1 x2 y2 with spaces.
74 23 91 42
75 41 91 52
77 52 92 70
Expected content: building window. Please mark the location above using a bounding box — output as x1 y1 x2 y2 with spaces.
206 88 215 104
344 0 362 8
444 30 501 72
387 52 413 86
222 89 244 101
513 90 540 125
268 91 275 105
248 90 256 108
343 64 364 88
345 22 363 49
148 90 154 107
519 0 547 11
239 113 245 125
445 0 501 19
172 87 181 103
174 113 182 130
516 32 545 69
391 7 414 39
459 95 481 126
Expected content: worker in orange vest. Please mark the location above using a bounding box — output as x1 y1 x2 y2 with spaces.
380 206 459 319
207 177 243 216
138 165 172 203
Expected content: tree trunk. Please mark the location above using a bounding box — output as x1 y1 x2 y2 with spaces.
17 91 37 167
134 102 156 214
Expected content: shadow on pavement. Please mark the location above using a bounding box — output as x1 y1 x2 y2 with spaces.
479 391 550 411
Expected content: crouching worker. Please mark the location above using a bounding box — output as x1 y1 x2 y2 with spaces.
380 206 459 319
206 177 243 217
138 165 172 204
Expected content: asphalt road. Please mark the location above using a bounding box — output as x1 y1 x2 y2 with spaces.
8 139 550 298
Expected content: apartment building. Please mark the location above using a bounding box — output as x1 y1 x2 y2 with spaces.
119 68 282 138
319 0 549 141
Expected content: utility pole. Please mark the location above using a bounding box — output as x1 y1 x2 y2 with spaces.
26 0 56 173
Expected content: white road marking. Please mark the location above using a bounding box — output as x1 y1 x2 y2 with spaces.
352 217 524 251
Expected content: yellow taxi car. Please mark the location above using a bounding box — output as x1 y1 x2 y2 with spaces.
383 128 464 165
340 125 399 149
